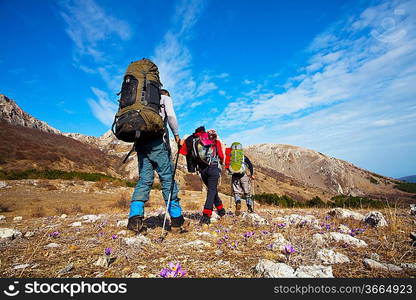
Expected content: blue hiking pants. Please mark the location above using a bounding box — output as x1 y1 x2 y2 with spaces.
129 136 182 218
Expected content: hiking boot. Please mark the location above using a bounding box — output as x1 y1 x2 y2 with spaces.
235 201 241 216
170 215 190 234
199 214 211 226
127 215 145 233
247 205 254 213
217 208 226 217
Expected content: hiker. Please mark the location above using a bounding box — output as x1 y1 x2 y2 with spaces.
180 127 226 225
225 142 254 215
111 59 186 234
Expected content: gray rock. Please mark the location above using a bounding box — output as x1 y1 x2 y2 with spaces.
384 263 403 272
13 264 30 270
316 249 350 264
270 233 289 251
58 263 74 275
362 211 387 227
0 228 22 240
195 232 211 237
242 212 268 226
410 204 416 216
255 259 296 278
117 230 127 236
183 240 211 248
13 216 23 222
365 253 380 261
0 181 7 189
45 243 61 248
81 214 101 223
0 215 5 221
117 219 128 227
123 235 151 247
94 256 116 268
24 231 35 238
327 208 364 220
60 214 68 219
215 250 223 256
69 222 82 227
328 232 368 247
400 263 416 271
294 265 334 278
363 259 403 272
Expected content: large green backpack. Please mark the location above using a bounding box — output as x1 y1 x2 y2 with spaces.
112 58 165 144
229 142 245 174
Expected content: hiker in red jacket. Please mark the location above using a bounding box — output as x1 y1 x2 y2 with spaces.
180 127 226 225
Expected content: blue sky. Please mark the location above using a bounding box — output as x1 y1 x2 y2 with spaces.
0 0 415 178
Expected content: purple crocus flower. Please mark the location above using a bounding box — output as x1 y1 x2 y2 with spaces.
277 223 286 229
228 241 238 249
283 244 296 255
266 243 273 250
104 247 112 256
49 231 60 238
97 232 104 237
160 262 186 278
111 234 118 240
223 235 229 240
261 230 270 235
243 231 255 238
217 238 225 245
325 215 331 220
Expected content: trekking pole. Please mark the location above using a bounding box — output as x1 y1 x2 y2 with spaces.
158 142 180 242
251 176 255 212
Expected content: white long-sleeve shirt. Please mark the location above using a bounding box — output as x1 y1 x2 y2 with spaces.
160 95 179 136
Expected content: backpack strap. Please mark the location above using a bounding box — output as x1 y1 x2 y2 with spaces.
122 131 141 164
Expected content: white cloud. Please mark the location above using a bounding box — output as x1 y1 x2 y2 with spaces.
59 0 131 62
243 79 254 85
218 0 416 176
87 87 118 127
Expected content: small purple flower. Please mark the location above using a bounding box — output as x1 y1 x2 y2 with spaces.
49 231 60 238
215 229 221 233
243 231 255 238
266 243 273 250
97 232 104 237
277 223 286 229
261 230 270 235
228 241 238 249
300 220 308 226
217 238 225 245
160 262 186 278
111 234 118 240
104 247 112 256
223 235 229 240
283 244 296 255
325 215 331 220
325 224 331 230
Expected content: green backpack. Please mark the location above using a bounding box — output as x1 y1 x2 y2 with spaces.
229 142 245 174
112 58 165 144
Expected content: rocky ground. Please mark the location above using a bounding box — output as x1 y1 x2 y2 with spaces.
0 180 415 278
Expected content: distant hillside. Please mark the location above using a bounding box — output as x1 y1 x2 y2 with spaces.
398 175 416 183
0 121 119 177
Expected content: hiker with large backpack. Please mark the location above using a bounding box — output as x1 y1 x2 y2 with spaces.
179 127 226 225
225 142 254 215
111 58 187 235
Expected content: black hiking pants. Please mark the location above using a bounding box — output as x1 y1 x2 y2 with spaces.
200 163 223 214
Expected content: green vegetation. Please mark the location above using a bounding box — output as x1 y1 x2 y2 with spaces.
394 182 416 193
253 193 385 208
0 169 135 187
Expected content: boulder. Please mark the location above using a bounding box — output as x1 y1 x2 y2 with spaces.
314 232 367 248
327 208 364 221
316 249 350 264
255 259 296 278
362 211 387 227
400 263 416 271
0 181 7 189
0 228 22 240
294 265 334 278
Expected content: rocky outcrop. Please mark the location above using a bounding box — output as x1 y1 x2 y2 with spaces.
362 211 388 227
0 94 61 134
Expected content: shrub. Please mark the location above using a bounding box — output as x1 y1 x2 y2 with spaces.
31 206 46 218
394 182 416 193
306 196 326 207
329 195 385 209
252 193 295 207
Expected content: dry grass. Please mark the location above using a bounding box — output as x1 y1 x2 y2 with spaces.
30 206 46 218
0 180 415 278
